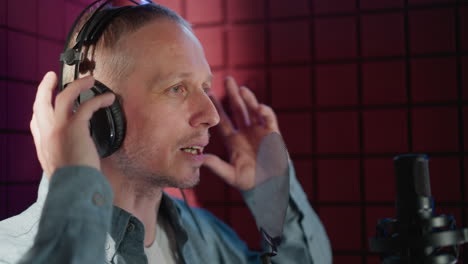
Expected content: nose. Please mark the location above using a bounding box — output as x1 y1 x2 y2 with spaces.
189 91 220 128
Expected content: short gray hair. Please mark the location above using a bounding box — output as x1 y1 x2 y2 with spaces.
62 2 191 88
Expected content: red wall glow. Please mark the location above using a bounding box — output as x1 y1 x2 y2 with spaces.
1 0 467 263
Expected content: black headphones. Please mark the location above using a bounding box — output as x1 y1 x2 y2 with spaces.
59 0 153 158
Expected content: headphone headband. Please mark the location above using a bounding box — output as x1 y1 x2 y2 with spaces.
76 6 133 47
60 0 153 91
57 0 153 158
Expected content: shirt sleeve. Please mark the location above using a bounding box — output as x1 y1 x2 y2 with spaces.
17 166 114 264
241 162 333 264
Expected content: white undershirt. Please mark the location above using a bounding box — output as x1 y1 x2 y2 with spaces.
144 213 179 264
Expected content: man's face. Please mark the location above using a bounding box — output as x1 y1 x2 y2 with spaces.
101 19 220 188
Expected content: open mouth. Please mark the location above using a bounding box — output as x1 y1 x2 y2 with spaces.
180 146 203 155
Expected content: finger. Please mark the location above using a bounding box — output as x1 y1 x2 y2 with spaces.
30 115 41 153
225 76 250 128
30 115 41 162
239 86 260 125
30 115 50 176
33 72 56 130
209 95 235 136
258 104 280 133
55 75 95 123
73 92 115 122
203 154 236 185
34 72 56 112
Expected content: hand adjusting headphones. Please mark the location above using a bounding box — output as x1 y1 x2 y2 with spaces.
59 0 153 158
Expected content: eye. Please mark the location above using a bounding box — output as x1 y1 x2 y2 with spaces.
166 84 187 98
170 85 183 93
202 85 211 94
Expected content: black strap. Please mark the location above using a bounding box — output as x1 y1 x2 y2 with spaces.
76 6 133 47
59 0 155 91
59 0 103 91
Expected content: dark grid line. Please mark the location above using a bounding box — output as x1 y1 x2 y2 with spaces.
0 26 66 44
219 0 230 227
0 77 41 86
454 2 468 262
1 181 41 185
191 2 468 28
202 200 393 207
288 152 468 160
404 0 413 155
455 0 466 203
264 2 272 107
66 0 91 9
0 130 31 135
202 199 468 208
355 0 368 261
308 0 319 204
207 52 468 71
5 0 9 217
221 20 228 71
273 103 466 112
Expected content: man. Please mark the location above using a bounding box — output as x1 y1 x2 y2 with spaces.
0 3 331 263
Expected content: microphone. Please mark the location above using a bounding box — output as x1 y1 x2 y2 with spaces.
369 154 468 264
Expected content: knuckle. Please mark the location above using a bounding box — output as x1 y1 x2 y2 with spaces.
56 88 76 106
48 130 65 147
78 99 95 113
54 91 64 105
52 122 66 135
29 118 35 130
32 101 40 112
260 104 271 111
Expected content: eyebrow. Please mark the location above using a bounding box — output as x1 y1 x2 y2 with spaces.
162 72 213 82
148 71 213 91
171 72 213 84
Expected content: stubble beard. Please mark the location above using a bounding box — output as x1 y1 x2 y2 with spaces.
112 143 200 194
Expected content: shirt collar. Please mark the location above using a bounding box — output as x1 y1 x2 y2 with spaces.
37 173 189 262
105 192 188 262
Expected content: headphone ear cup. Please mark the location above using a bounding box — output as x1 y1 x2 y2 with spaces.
105 92 126 155
81 80 126 158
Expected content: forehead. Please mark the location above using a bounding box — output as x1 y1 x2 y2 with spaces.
120 19 210 79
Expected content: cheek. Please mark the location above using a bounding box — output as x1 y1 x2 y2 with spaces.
124 108 180 153
122 94 189 155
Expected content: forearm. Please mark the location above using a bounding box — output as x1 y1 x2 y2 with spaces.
274 170 332 264
242 163 332 264
18 166 113 264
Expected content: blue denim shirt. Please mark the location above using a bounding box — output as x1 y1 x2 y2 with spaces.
0 165 331 264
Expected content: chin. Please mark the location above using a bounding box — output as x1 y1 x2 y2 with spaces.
171 167 201 189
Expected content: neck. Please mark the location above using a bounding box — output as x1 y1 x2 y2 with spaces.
101 159 162 248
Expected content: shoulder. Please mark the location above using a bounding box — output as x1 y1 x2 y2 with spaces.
170 198 221 226
0 202 42 264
